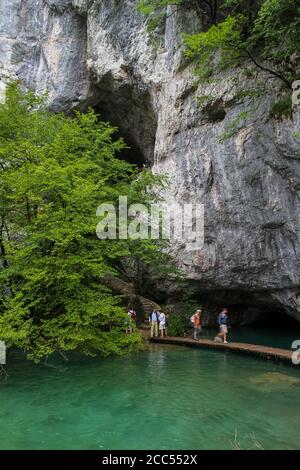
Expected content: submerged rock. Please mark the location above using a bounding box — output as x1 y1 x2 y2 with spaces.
249 372 300 387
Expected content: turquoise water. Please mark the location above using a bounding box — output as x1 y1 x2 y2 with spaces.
230 326 300 349
201 325 300 350
1 345 300 450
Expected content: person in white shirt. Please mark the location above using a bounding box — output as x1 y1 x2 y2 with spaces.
158 312 166 337
126 310 133 334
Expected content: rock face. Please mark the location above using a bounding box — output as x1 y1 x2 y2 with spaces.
1 0 300 322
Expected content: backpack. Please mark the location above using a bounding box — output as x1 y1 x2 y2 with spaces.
131 310 137 322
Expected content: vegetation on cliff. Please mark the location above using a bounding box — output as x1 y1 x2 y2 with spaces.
138 0 300 87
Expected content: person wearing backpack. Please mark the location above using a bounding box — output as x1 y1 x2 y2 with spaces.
217 308 229 343
129 308 137 332
191 309 202 341
126 303 136 334
149 310 160 338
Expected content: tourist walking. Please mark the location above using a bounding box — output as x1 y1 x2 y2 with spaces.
149 310 160 338
191 309 202 341
126 304 136 334
158 311 166 337
126 309 132 334
217 308 229 343
129 308 137 332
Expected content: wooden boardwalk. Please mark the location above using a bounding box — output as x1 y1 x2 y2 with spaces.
148 336 298 367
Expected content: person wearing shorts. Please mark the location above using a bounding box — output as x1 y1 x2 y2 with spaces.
218 308 229 344
158 312 166 337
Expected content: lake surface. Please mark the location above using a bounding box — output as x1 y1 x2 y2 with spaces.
1 345 300 450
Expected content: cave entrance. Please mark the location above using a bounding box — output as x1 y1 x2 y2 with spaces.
188 289 289 326
171 286 300 349
93 75 157 167
245 307 300 328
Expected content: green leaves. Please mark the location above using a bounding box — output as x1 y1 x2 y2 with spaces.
137 0 183 33
185 15 245 57
250 0 300 64
138 0 182 16
0 83 169 361
184 1 300 85
138 1 300 86
184 15 245 80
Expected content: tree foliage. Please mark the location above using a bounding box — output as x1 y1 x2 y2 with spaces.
184 14 245 81
0 83 171 361
138 0 300 86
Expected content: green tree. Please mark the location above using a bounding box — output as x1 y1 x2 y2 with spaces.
184 14 245 81
0 83 170 361
138 0 300 87
138 0 227 28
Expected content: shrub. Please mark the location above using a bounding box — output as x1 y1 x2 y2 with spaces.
168 314 185 337
269 96 293 120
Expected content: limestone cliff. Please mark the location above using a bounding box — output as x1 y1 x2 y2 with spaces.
1 0 300 321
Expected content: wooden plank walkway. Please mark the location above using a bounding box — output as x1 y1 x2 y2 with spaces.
148 336 298 367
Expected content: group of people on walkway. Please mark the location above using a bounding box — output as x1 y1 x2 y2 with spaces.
149 310 168 338
191 308 229 344
130 303 229 343
126 305 169 337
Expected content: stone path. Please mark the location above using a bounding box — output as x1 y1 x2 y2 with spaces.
148 336 299 367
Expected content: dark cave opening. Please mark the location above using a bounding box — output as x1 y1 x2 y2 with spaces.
192 289 296 328
94 100 148 167
153 284 300 330
92 75 157 167
105 126 146 167
144 278 300 348
245 307 300 328
167 287 300 348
